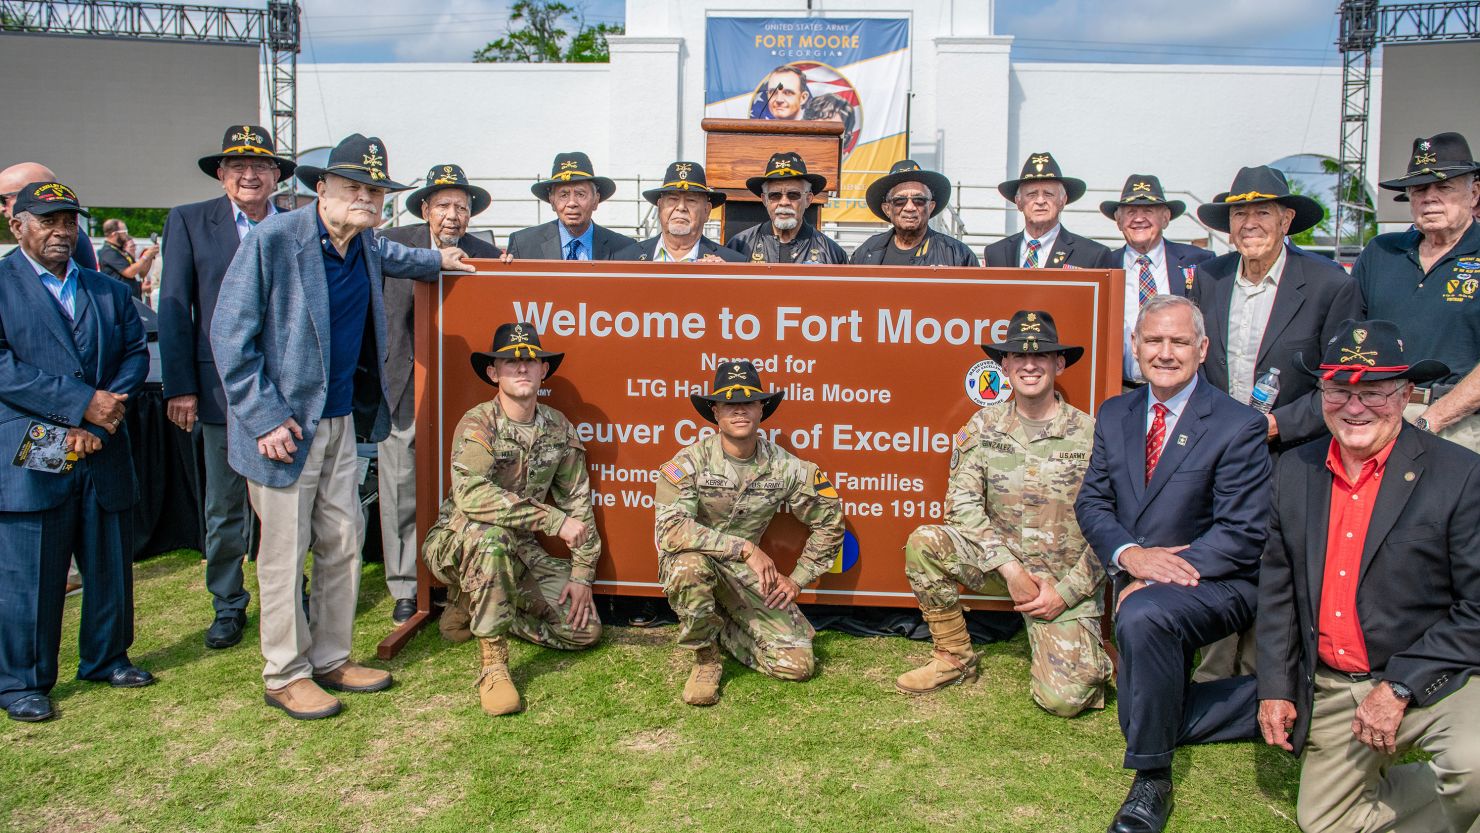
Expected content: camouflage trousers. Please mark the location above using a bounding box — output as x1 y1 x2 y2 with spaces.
904 524 1111 717
422 522 600 649
659 551 815 681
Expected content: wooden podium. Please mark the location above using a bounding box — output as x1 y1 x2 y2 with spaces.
700 118 844 243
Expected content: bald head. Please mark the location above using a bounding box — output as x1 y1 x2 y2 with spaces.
0 163 59 218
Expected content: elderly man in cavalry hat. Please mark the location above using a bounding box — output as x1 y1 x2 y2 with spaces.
614 162 745 263
376 164 501 626
212 133 473 720
1101 175 1216 389
507 152 635 260
726 151 847 264
653 361 845 706
985 151 1112 269
422 323 602 716
159 124 299 649
1258 319 1480 832
897 311 1110 718
1354 132 1480 453
850 160 977 266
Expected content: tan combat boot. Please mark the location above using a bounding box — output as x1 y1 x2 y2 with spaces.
477 636 522 715
682 645 724 706
895 604 979 695
440 597 473 643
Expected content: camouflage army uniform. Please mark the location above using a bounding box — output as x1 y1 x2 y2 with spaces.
654 433 845 680
422 398 601 649
904 395 1111 716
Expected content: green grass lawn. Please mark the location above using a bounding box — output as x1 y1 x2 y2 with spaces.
2 550 1302 833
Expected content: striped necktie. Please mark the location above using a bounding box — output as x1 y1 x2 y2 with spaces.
1136 254 1155 306
1023 239 1041 269
1146 403 1169 483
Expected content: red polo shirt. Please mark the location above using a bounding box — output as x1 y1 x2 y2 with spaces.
1319 436 1397 672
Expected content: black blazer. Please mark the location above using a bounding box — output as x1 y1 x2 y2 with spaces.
612 235 748 262
1258 427 1480 753
158 196 244 424
983 226 1113 269
377 223 502 417
506 220 636 261
1189 244 1363 448
1075 380 1272 584
1107 240 1216 297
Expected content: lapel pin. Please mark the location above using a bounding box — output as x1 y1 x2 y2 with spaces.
1176 435 1187 446
1404 471 1416 481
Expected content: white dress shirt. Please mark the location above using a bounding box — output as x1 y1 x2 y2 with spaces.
1017 224 1061 268
1225 245 1287 405
655 238 702 262
1122 239 1169 382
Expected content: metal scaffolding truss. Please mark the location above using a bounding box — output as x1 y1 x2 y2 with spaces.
0 0 301 161
1336 0 1480 253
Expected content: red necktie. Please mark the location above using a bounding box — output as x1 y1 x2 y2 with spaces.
1146 403 1168 483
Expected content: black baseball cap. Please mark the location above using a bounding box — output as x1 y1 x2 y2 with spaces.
10 181 90 217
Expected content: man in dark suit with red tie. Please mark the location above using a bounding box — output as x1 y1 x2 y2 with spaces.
1257 320 1480 832
1075 294 1271 833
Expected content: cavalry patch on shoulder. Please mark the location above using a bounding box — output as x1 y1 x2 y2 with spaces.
813 469 839 499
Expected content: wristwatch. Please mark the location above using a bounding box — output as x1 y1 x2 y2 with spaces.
1385 680 1413 701
1414 417 1433 433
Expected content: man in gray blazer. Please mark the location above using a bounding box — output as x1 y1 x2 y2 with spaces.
506 152 635 260
212 134 473 720
377 164 501 625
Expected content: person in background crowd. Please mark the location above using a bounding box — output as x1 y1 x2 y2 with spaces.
97 218 157 300
0 162 99 270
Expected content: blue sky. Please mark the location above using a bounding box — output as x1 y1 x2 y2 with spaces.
288 0 1342 66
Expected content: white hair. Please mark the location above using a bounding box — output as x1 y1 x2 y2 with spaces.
1135 294 1205 340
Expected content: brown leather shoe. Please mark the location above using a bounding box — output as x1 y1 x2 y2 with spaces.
313 661 393 693
264 678 342 720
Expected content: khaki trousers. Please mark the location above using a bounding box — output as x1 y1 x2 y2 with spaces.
247 416 363 689
1298 668 1480 833
376 412 417 602
1404 403 1480 455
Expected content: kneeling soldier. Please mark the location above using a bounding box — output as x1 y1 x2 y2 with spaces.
422 323 601 715
654 361 844 705
897 311 1111 717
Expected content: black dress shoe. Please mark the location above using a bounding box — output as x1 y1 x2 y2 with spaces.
108 665 156 688
392 598 416 624
205 611 247 649
7 694 54 722
1108 773 1174 833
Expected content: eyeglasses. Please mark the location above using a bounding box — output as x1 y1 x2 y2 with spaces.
0 191 17 208
764 190 806 203
222 161 278 174
1318 385 1405 407
887 195 931 208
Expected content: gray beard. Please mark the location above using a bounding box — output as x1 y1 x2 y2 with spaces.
773 216 799 231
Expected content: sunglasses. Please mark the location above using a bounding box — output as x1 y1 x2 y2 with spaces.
0 191 17 208
764 190 806 203
887 195 931 208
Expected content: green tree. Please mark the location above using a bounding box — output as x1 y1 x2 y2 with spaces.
473 0 623 63
1285 178 1333 248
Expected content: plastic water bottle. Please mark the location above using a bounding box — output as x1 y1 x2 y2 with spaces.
1250 367 1281 414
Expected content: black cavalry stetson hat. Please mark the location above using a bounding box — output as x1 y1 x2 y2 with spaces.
197 124 296 179
745 151 829 197
296 133 411 192
642 161 726 206
998 151 1088 204
1296 319 1448 385
1099 174 1186 221
864 159 952 221
11 181 90 218
1195 165 1324 236
404 164 492 220
469 322 565 386
690 360 785 424
1380 132 1480 201
982 310 1084 367
531 151 617 202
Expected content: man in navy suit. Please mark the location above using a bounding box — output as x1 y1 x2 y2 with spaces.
1100 175 1215 390
983 151 1112 269
1075 294 1271 833
0 181 152 722
159 124 296 649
